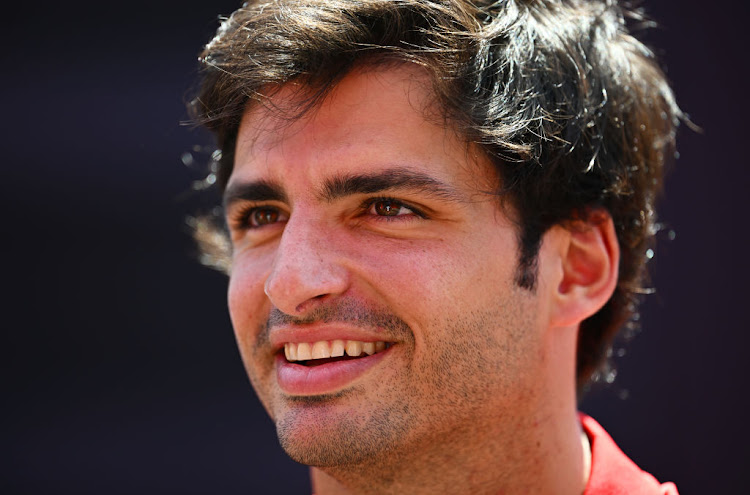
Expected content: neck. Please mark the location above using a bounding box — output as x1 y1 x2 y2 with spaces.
311 411 586 494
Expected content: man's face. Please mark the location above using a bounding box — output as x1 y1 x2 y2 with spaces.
225 65 551 468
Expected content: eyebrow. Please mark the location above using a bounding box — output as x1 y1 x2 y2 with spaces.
223 180 287 210
223 167 464 209
320 168 462 203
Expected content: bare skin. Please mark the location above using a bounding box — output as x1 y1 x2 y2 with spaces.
225 64 617 494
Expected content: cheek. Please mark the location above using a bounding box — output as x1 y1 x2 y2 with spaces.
227 255 279 413
227 254 272 344
354 232 518 316
351 238 451 299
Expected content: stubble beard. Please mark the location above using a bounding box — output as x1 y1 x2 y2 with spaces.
268 293 539 486
276 391 413 469
262 300 417 470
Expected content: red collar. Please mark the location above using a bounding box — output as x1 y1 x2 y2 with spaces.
581 413 678 494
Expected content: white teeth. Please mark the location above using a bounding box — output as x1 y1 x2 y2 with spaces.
296 342 312 361
331 340 345 357
312 341 330 359
283 339 389 362
345 340 363 357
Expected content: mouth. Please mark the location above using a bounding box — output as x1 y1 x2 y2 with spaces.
284 339 392 366
275 339 394 395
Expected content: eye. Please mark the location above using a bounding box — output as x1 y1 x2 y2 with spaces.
369 199 416 217
228 205 287 232
247 206 284 227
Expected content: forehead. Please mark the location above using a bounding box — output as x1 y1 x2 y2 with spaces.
230 63 496 192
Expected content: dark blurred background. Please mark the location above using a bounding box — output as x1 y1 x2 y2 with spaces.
3 1 748 493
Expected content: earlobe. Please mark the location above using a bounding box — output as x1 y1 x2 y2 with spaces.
551 211 620 328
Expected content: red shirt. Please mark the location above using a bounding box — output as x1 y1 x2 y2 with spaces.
582 414 678 494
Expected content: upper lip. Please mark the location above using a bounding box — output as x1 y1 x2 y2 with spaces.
268 324 396 352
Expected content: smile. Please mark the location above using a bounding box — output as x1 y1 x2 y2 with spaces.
276 340 394 395
284 340 391 362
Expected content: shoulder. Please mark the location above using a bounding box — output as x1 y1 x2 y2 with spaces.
581 413 679 495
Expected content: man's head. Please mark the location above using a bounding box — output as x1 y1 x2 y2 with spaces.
188 1 680 487
222 65 567 474
191 0 680 394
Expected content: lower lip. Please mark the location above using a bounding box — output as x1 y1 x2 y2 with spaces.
275 348 391 396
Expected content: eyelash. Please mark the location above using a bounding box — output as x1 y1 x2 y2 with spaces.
228 205 285 231
360 197 426 221
228 196 425 231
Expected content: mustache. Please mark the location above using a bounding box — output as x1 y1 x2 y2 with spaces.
265 299 412 337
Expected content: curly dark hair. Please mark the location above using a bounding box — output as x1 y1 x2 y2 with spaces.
187 0 682 392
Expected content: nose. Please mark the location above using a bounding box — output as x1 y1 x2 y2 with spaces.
264 211 351 316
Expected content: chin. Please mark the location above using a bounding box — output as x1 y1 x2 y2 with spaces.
274 399 412 467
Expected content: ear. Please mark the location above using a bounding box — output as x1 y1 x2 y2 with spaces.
549 210 620 328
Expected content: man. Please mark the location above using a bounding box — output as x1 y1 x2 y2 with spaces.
188 0 681 493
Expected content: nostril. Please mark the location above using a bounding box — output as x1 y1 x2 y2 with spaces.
294 294 328 314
